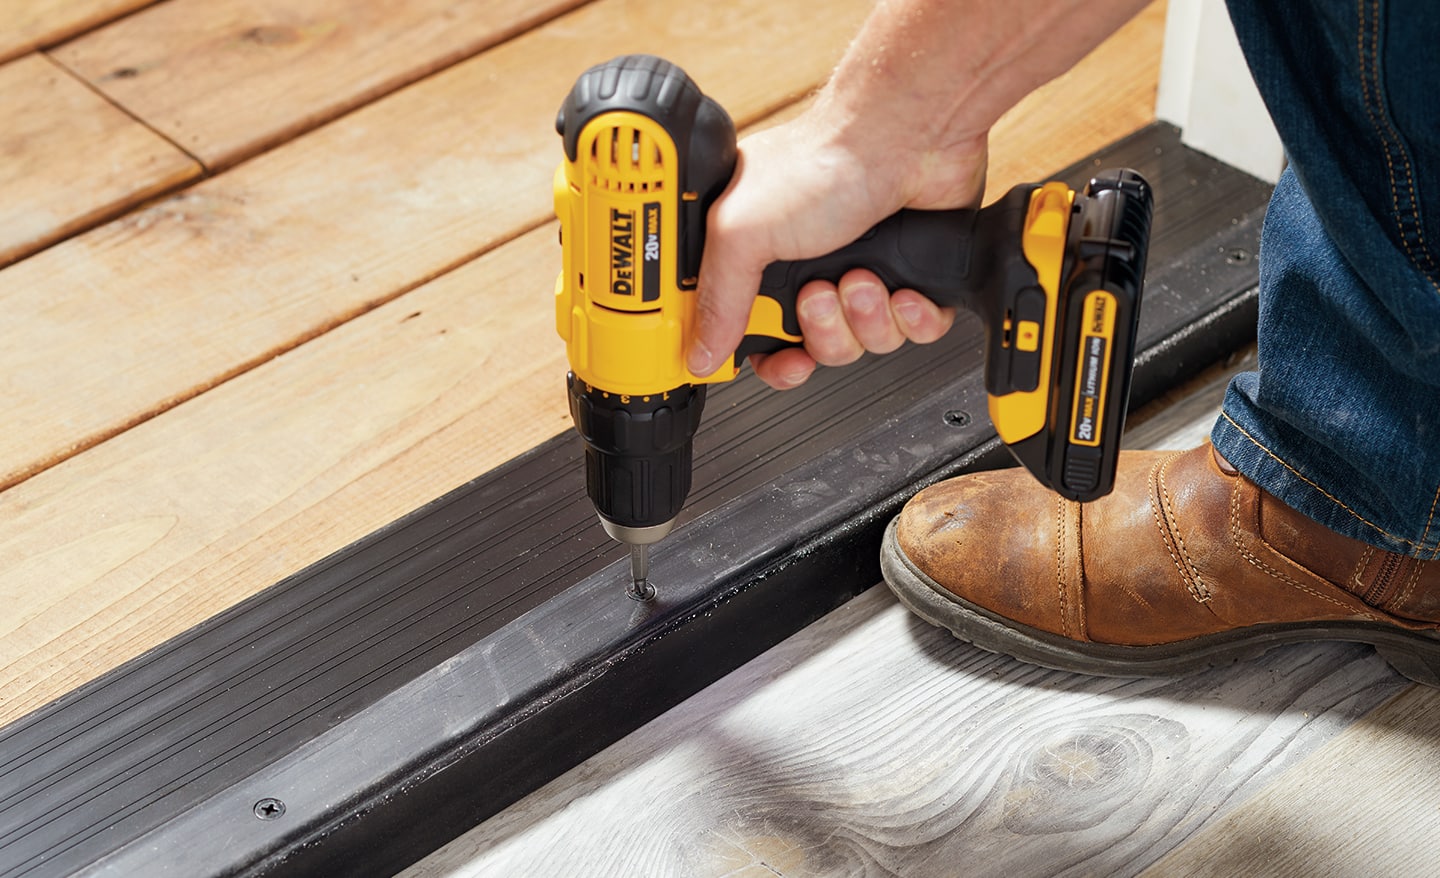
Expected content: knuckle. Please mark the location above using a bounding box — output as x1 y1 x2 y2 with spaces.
809 332 863 366
864 333 905 355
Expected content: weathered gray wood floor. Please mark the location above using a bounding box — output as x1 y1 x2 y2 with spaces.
406 348 1439 877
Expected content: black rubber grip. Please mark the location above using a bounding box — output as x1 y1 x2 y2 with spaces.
738 186 1038 362
757 210 978 318
567 374 707 528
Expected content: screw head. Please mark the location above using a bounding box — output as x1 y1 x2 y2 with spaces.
1225 247 1252 265
253 797 286 820
943 410 971 428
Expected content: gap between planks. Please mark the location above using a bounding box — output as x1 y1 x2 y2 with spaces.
4 0 158 65
0 52 199 268
1 1 598 282
0 0 891 725
50 0 598 172
0 0 891 495
0 0 1165 495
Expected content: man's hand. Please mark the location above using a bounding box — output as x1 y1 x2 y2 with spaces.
686 0 1150 390
691 115 975 389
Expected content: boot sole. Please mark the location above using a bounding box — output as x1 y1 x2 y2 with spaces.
879 517 1440 688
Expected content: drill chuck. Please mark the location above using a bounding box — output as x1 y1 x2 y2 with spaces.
566 372 706 536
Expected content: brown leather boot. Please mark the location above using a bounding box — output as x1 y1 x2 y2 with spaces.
880 444 1440 686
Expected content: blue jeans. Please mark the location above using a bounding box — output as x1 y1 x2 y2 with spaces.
1212 0 1440 557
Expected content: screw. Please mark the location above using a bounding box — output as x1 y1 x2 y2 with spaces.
1225 247 1251 265
943 410 971 428
253 798 286 820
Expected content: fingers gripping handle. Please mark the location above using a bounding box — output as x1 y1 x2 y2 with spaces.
739 192 1037 363
739 209 979 360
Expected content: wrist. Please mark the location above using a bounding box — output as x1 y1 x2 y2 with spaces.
807 72 991 212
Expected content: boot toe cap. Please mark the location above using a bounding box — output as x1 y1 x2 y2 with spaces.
895 467 1068 633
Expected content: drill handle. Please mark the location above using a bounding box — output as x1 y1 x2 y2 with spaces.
738 190 1034 362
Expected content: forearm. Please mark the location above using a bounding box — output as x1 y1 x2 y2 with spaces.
690 0 1150 381
816 0 1153 205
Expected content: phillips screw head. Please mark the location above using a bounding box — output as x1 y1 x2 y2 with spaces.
626 544 656 601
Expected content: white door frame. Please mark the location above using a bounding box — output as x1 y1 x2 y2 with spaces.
1155 0 1285 183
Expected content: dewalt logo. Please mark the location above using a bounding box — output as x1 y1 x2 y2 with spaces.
1089 291 1108 334
608 203 660 302
610 208 635 296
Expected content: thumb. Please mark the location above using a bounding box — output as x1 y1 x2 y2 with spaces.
689 182 770 377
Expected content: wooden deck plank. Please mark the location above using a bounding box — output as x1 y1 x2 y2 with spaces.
0 0 876 494
4 0 154 64
0 223 561 727
50 0 590 171
0 52 199 267
0 0 875 728
0 0 1164 731
1142 685 1440 877
984 4 1163 199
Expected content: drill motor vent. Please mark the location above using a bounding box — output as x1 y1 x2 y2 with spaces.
589 124 666 193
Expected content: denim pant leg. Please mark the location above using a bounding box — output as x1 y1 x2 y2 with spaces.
1214 0 1440 557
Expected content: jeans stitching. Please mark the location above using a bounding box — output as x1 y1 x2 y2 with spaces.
1357 0 1440 293
1221 410 1413 547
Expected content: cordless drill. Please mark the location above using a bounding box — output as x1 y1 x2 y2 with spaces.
554 55 1152 599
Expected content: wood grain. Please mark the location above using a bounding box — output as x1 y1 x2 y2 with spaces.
1142 685 1440 877
984 2 1164 199
3 0 154 64
14 1 1424 873
0 0 874 493
0 223 564 727
0 52 199 267
0 0 875 725
403 587 1405 877
51 0 590 170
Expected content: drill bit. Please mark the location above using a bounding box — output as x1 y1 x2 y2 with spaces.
626 543 655 601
